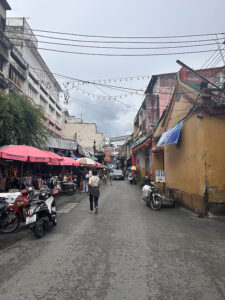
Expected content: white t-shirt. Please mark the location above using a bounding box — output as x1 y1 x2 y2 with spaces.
88 175 100 187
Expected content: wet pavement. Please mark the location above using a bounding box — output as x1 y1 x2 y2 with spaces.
0 180 225 299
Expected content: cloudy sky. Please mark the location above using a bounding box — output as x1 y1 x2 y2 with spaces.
8 0 225 137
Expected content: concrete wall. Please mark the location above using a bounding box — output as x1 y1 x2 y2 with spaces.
164 114 206 214
163 113 225 215
203 114 225 214
0 4 6 19
62 123 104 151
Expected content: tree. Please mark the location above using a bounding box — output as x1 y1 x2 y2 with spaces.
0 92 48 147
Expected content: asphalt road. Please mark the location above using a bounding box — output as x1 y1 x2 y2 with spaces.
0 180 225 300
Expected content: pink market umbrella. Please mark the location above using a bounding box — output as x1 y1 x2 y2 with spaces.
96 162 103 168
76 157 97 166
59 157 80 166
47 157 80 166
0 145 55 190
0 145 52 162
41 150 63 163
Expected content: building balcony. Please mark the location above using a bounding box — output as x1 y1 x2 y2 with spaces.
0 30 11 51
46 124 62 137
45 113 62 130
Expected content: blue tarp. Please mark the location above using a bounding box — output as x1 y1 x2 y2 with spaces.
157 121 183 147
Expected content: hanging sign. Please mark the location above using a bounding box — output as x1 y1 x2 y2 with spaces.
155 170 165 183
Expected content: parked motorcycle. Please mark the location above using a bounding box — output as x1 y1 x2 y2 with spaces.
128 173 136 184
0 190 30 234
25 187 57 238
46 176 60 196
56 178 77 195
142 182 162 211
0 199 12 233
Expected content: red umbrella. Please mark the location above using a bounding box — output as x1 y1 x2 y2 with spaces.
48 157 80 166
41 150 63 163
60 157 79 166
96 162 103 168
0 145 52 162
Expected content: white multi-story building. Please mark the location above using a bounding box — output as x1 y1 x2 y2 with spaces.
6 17 63 137
109 135 130 156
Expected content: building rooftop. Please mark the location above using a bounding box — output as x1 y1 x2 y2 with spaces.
0 0 11 10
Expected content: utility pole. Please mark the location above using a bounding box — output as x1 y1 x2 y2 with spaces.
93 139 96 156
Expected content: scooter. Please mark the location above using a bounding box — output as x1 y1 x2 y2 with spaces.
128 173 136 184
25 187 57 238
0 190 31 234
47 176 60 196
0 199 10 232
142 182 162 211
56 178 77 195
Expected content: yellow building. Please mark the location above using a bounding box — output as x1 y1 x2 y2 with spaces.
153 68 225 216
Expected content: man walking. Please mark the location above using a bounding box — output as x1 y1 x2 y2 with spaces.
109 169 114 185
88 169 100 214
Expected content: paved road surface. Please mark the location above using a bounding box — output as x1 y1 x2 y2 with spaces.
0 180 225 299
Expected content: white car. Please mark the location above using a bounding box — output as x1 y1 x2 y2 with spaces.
113 169 124 180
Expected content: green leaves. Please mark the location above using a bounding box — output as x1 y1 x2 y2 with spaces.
0 92 48 147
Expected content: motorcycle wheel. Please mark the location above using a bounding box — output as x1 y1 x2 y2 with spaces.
0 212 20 234
150 195 162 211
67 188 75 195
146 196 150 207
33 218 44 238
52 215 57 226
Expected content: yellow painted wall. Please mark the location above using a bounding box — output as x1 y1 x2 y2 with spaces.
153 150 164 190
163 113 225 214
165 114 205 195
203 114 225 203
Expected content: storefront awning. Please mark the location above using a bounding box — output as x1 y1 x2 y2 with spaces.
157 121 183 147
132 138 151 153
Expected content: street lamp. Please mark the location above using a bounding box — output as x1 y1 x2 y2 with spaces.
93 139 96 156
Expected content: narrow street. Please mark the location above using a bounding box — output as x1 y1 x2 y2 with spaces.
0 180 225 300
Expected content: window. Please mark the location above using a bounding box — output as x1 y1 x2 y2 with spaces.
29 73 38 85
40 95 48 108
0 57 4 72
0 16 6 32
28 84 37 100
9 66 23 89
74 132 77 140
49 104 55 115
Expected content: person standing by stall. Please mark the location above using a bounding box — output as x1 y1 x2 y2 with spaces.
82 168 89 193
88 169 100 214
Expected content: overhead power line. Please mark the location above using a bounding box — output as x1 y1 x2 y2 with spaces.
22 45 221 57
5 29 225 44
15 27 225 39
9 37 220 50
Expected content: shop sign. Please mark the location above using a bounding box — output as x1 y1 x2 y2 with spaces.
217 73 225 89
105 152 111 162
155 170 165 182
104 147 114 153
132 137 145 148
